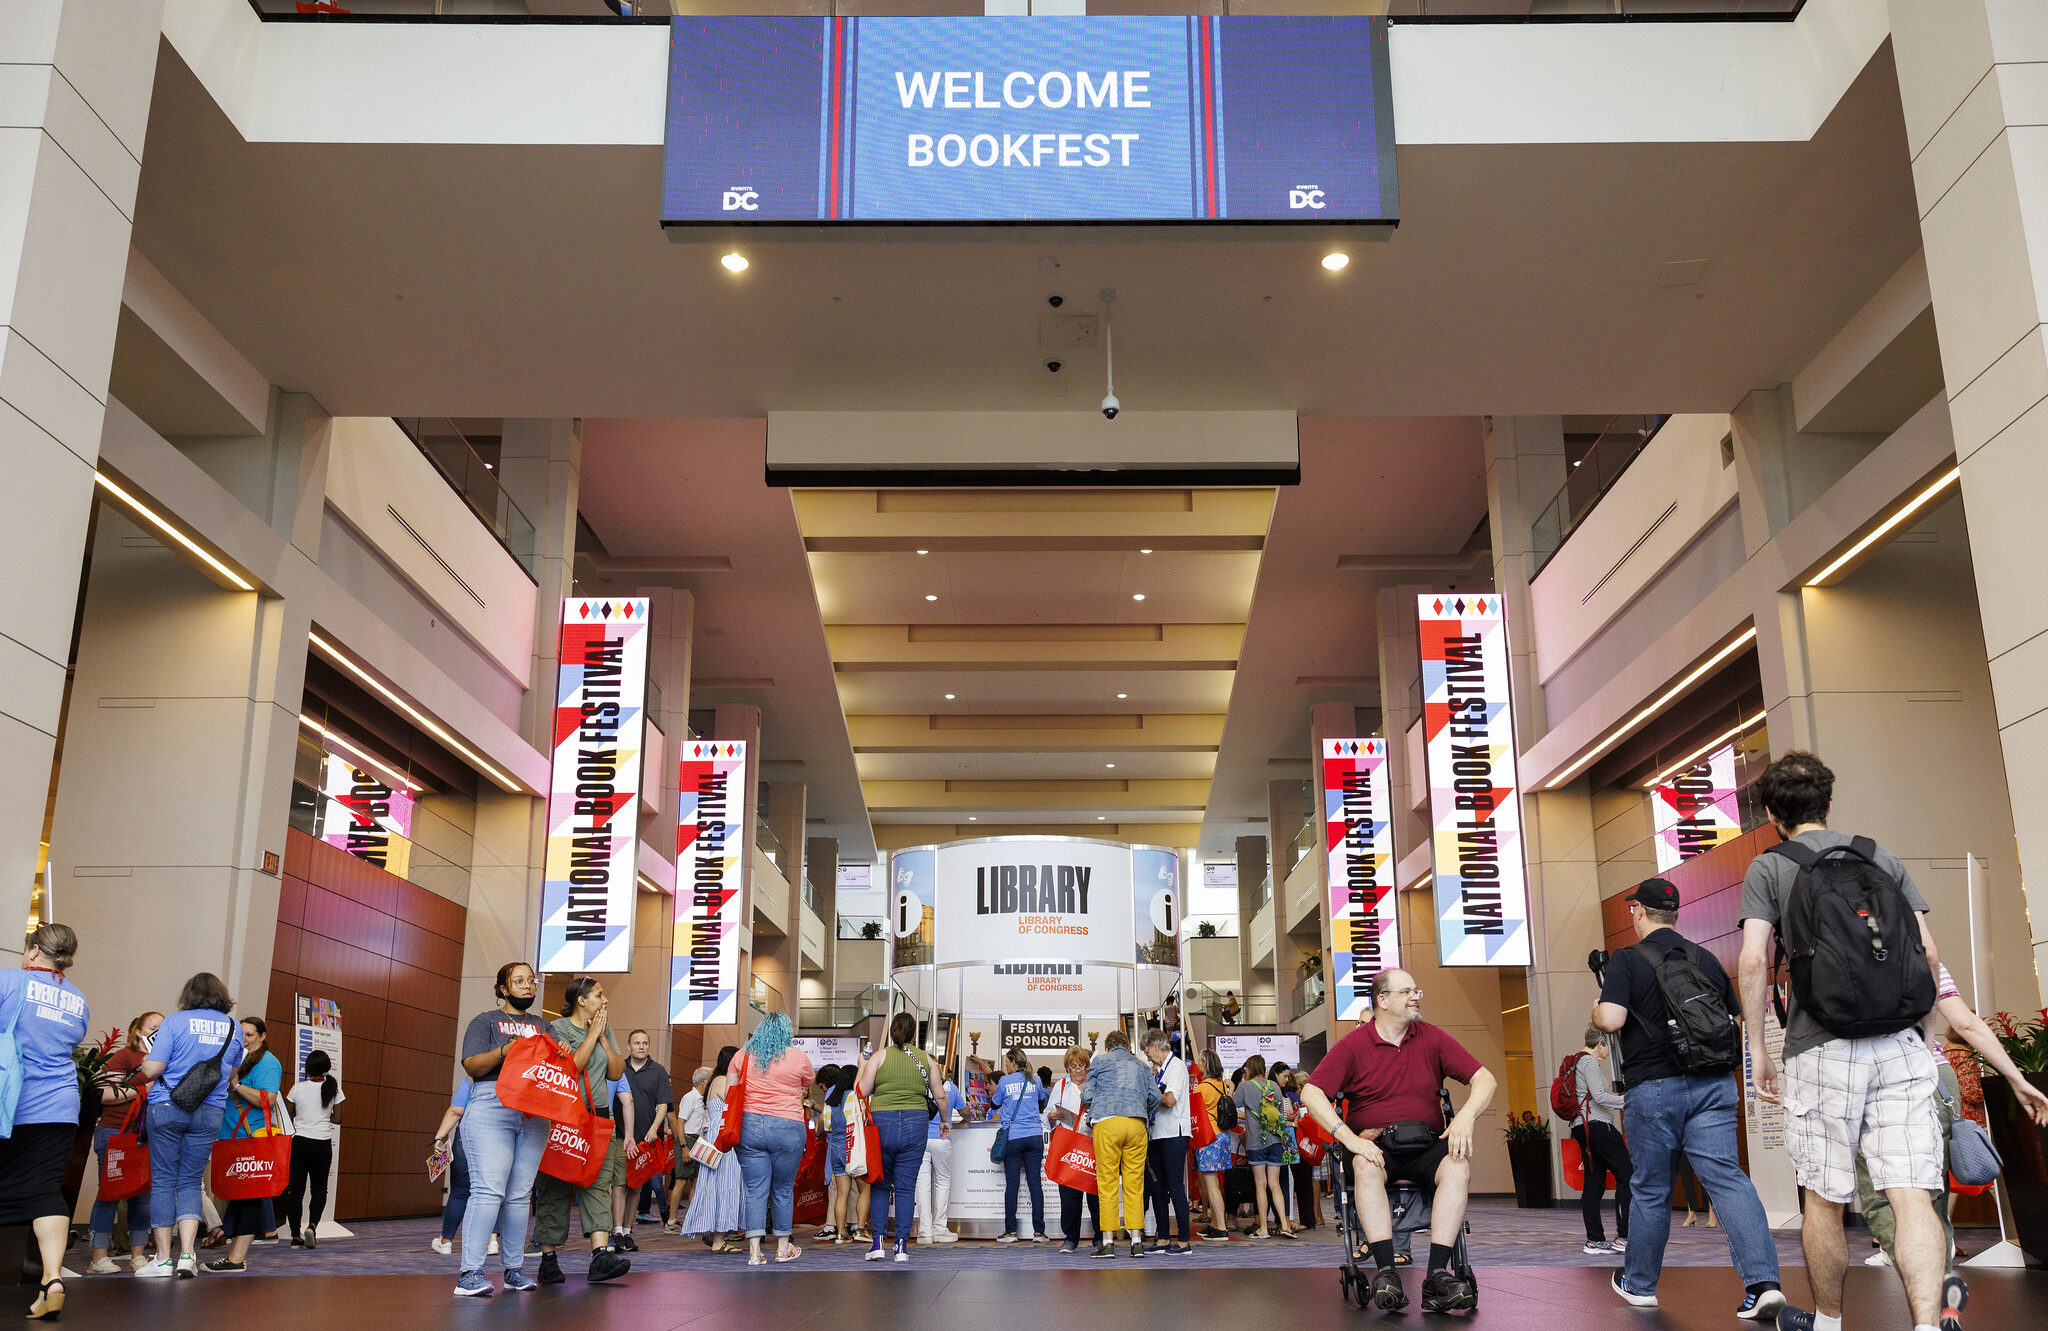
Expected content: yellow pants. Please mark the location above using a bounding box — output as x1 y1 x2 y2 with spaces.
1092 1117 1149 1234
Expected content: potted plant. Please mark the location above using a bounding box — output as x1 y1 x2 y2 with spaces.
1502 1111 1554 1209
859 920 883 940
1298 950 1323 977
1195 920 1220 939
1977 1009 2048 1266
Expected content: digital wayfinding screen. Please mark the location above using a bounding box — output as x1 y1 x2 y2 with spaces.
662 16 1397 226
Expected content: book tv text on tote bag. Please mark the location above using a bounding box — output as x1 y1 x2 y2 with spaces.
498 1034 591 1125
211 1100 291 1200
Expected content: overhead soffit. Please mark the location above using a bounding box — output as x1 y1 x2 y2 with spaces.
795 485 1275 841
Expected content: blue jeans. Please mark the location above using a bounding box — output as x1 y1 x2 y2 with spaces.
1002 1133 1045 1237
739 1112 807 1238
870 1109 928 1243
458 1080 548 1275
90 1125 151 1248
146 1099 215 1230
1620 1073 1781 1295
440 1122 470 1242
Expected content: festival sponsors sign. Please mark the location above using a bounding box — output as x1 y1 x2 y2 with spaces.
1001 1018 1081 1049
1417 594 1532 968
1322 738 1395 1019
671 740 748 1025
1652 744 1741 872
662 16 1397 225
1213 1033 1299 1072
934 837 1135 967
318 754 414 878
538 598 650 973
1131 846 1180 966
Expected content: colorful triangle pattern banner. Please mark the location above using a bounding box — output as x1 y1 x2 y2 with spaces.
672 739 748 1025
1322 737 1396 1017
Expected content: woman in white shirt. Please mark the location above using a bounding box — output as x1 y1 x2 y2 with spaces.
281 1050 344 1249
1047 1047 1101 1255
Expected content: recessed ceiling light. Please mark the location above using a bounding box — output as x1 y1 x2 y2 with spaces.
1116 693 1128 700
1139 548 1153 555
1105 763 1116 769
1132 593 1146 601
1096 815 1106 821
721 251 749 273
916 549 929 555
943 693 956 700
924 594 938 601
968 815 977 821
1322 252 1349 272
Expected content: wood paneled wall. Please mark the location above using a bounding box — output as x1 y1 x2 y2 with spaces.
1601 824 1782 968
270 829 467 1220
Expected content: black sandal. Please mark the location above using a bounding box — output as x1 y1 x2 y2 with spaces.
27 1279 64 1321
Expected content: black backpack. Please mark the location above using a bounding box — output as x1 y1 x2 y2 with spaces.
1765 837 1934 1039
1210 1081 1238 1132
1630 938 1739 1075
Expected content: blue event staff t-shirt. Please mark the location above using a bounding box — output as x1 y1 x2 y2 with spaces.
0 969 90 1126
927 1080 965 1142
148 1008 240 1111
220 1049 281 1138
992 1071 1045 1139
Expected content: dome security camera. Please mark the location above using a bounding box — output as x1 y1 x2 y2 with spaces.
1101 393 1120 421
1046 359 1062 374
1048 294 1064 308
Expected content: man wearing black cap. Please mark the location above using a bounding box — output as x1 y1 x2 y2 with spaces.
1593 877 1783 1320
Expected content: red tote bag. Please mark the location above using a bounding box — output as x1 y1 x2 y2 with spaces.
211 1104 290 1200
1044 1123 1098 1193
713 1056 749 1154
792 1125 828 1225
498 1034 591 1125
626 1135 674 1190
540 1111 615 1187
853 1089 884 1184
98 1097 150 1202
1295 1110 1332 1166
1190 1084 1217 1149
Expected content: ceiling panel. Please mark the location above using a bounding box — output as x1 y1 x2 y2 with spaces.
808 550 1260 626
835 669 1235 716
855 750 1218 782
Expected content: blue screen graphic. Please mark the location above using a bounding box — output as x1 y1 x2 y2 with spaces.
662 16 1396 226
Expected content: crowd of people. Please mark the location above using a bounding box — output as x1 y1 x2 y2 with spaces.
0 944 347 1318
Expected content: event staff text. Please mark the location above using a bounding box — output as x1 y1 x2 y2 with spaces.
896 70 1151 169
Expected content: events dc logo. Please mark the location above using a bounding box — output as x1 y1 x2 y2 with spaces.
722 187 760 212
1289 187 1326 210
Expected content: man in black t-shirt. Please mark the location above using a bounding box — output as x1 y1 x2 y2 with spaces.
610 1030 671 1246
1593 878 1781 1320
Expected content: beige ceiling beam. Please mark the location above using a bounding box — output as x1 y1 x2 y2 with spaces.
846 713 1225 752
825 622 1244 670
793 487 1276 542
861 778 1212 812
873 822 1202 851
806 535 1264 553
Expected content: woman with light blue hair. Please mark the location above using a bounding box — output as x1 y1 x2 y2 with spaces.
733 1012 815 1265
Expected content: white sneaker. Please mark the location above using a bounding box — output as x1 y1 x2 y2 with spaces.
934 1231 958 1243
1609 1237 1626 1251
133 1258 174 1279
1583 1241 1615 1255
1864 1251 1893 1267
87 1257 121 1275
431 1237 453 1255
487 1236 500 1256
174 1253 198 1279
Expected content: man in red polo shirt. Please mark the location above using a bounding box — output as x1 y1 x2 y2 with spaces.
1301 968 1495 1314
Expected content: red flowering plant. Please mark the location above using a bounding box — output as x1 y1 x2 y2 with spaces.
1502 1108 1550 1145
1981 1010 2048 1079
73 1025 127 1102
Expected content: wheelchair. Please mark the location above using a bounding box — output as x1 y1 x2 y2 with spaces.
1332 1091 1477 1315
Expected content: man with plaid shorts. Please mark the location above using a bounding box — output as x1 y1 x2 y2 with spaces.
1738 752 1947 1331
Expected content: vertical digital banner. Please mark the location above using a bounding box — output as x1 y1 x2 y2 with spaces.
1132 846 1181 967
888 846 936 972
538 598 650 974
319 754 414 877
671 740 748 1024
1417 594 1533 967
1322 738 1396 1018
1651 744 1741 871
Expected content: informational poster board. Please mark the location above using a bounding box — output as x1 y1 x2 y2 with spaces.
538 598 650 973
293 995 351 1239
1417 593 1532 967
1739 986 1799 1228
795 1036 863 1069
1213 1033 1300 1072
672 740 749 1025
1322 738 1396 1019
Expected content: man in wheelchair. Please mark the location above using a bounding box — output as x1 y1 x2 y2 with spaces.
1302 970 1496 1314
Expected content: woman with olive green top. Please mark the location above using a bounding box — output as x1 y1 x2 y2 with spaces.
855 1012 949 1262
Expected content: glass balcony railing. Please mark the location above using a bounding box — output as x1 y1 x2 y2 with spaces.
1248 873 1272 915
1528 413 1671 578
251 2 1799 19
798 984 889 1029
837 915 886 941
1292 970 1326 1020
755 816 787 871
1286 814 1318 879
392 417 537 578
748 972 782 1015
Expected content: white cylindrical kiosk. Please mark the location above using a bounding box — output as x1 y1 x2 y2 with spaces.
886 835 1183 1238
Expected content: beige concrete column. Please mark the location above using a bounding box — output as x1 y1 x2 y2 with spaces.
1234 834 1267 1015
49 511 299 1028
642 587 695 831
806 835 839 1008
1483 416 1565 746
0 0 163 926
1890 0 2048 997
754 781 806 1019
